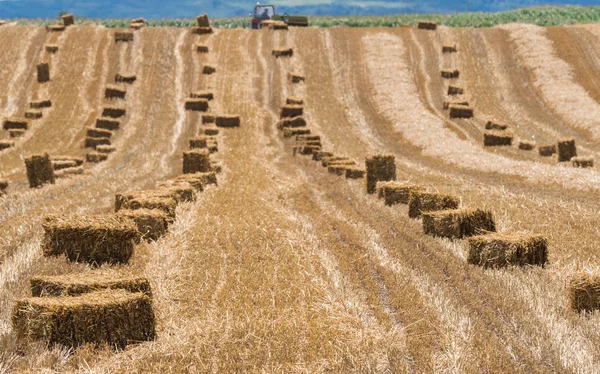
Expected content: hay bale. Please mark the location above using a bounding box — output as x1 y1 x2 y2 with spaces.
115 73 136 84
467 233 548 268
86 152 108 163
131 18 145 24
37 63 50 83
572 156 594 168
52 156 84 166
538 144 556 157
345 166 366 179
483 131 513 147
102 106 126 118
87 127 113 138
31 270 152 298
569 273 600 313
443 101 468 110
202 65 216 74
115 188 193 212
376 181 395 199
54 166 84 179
196 13 210 27
408 190 459 218
286 97 303 105
196 44 209 53
9 130 25 138
84 136 111 149
322 156 351 168
0 141 15 151
365 154 396 194
272 48 293 58
280 105 304 118
557 138 577 162
96 117 120 131
24 110 42 119
283 128 310 138
447 86 463 96
328 165 350 176
183 149 211 174
278 116 306 129
42 214 137 263
190 91 213 101
117 208 169 242
115 31 134 42
3 117 28 130
216 115 240 128
380 182 424 206
61 14 74 26
297 135 320 142
189 136 209 149
185 99 209 112
192 27 214 35
442 45 457 53
96 145 116 154
289 72 305 83
52 160 78 171
202 127 219 136
30 99 52 109
485 121 508 131
449 105 473 119
12 289 155 349
46 24 65 32
45 44 59 53
313 151 333 161
105 85 127 100
163 172 216 191
129 22 145 30
423 208 495 239
295 145 321 156
0 180 8 196
417 21 437 30
121 196 178 221
518 141 535 151
202 114 215 124
25 153 55 188
441 70 459 79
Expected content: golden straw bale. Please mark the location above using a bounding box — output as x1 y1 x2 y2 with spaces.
216 115 241 128
483 131 513 147
190 91 214 100
0 180 8 196
185 98 209 112
129 22 144 29
105 85 127 100
443 100 468 110
203 127 219 136
297 134 320 142
86 152 108 163
211 160 222 174
571 156 594 168
538 144 556 157
286 97 303 105
102 106 126 118
95 145 116 154
449 105 473 119
84 137 111 149
96 117 120 131
485 121 508 131
0 141 15 151
202 114 215 124
365 154 396 194
42 214 137 264
87 127 113 138
345 166 366 179
54 166 84 179
467 233 548 268
131 18 145 24
120 196 178 221
203 65 216 74
25 153 55 188
61 14 74 26
313 151 333 161
278 116 306 129
441 70 459 79
46 24 66 32
163 172 217 191
45 44 59 53
288 72 305 83
442 45 457 53
192 27 214 35
328 165 350 176
3 117 28 130
52 156 84 166
115 31 134 42
447 86 463 96
272 48 294 58
294 145 321 156
37 63 50 83
52 160 78 171
189 136 209 149
12 289 155 349
417 20 437 30
196 13 210 27
30 99 52 109
322 156 351 168
422 208 495 239
557 138 577 162
9 130 25 138
408 190 459 218
24 110 42 119
280 105 304 118
569 272 600 313
117 208 169 242
376 181 395 199
283 128 310 138
196 44 209 53
115 73 136 83
183 149 211 174
518 141 535 151
381 182 425 206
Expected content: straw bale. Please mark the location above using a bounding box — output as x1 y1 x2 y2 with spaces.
272 48 293 58
42 215 137 264
61 14 74 26
12 289 155 349
37 63 50 83
86 152 108 163
190 91 214 100
313 151 334 161
571 157 594 168
328 165 350 176
288 72 305 83
202 114 215 124
52 160 78 171
449 105 473 119
381 182 425 206
286 97 303 105
485 121 508 131
131 18 145 24
422 208 496 239
203 65 216 74
447 86 463 96
376 181 396 199
211 161 222 174
557 138 577 162
129 22 144 30
189 136 209 149
102 106 126 118
294 145 321 156
192 27 214 35
9 130 25 138
116 187 194 211
95 145 116 154
297 135 320 142
30 99 51 109
283 128 310 138
185 98 209 112
25 153 55 188
216 115 241 128
196 13 210 27
164 172 216 191
117 208 169 242
569 273 600 312
115 73 136 83
46 24 65 32
441 70 459 79
25 110 42 119
96 117 120 131
115 31 134 42
183 149 211 174
54 166 84 179
278 116 306 129
0 141 15 151
280 105 304 118
3 117 28 130
518 141 535 151
443 101 468 110
202 127 219 136
365 154 396 194
87 127 113 138
122 196 178 221
105 85 127 100
45 44 59 53
52 156 84 166
322 156 351 168
408 190 459 218
538 144 556 157
483 131 513 147
417 21 437 30
442 45 457 53
0 180 8 196
84 136 111 149
345 166 366 179
467 233 548 268
196 44 209 53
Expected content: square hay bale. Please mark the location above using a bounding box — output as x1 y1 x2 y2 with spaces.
54 166 84 179
449 105 473 119
289 72 305 83
84 136 111 149
328 165 349 176
280 105 304 118
25 153 55 188
86 152 108 163
86 127 113 138
0 141 15 151
538 144 556 157
52 156 84 166
189 136 209 149
192 27 214 35
12 289 155 350
408 190 459 218
183 149 211 174
443 101 468 110
485 121 508 131
0 180 8 196
313 151 334 161
196 44 209 53
376 181 396 199
211 160 222 174
61 14 74 26
203 65 216 74
96 145 116 154
45 44 59 53
442 45 457 53
115 73 136 84
117 208 169 242
9 129 25 138
294 145 321 156
196 13 211 27
569 273 600 313
121 196 178 221
163 172 216 191
3 117 28 130
52 160 78 171
278 116 306 129
96 117 120 131
115 188 191 212
272 48 293 58
202 114 215 124
115 31 134 42
185 98 209 112
42 215 137 264
447 86 463 96
283 128 310 138
423 208 495 239
296 134 320 142
202 127 219 136
381 182 425 206
25 110 43 119
572 156 594 168
345 166 366 179
131 18 145 24
190 91 214 101
441 70 459 79
105 85 127 100
46 24 65 32
129 22 145 30
37 63 50 83
483 131 513 147
557 138 577 162
417 21 437 30
216 115 240 128
102 106 126 118
31 270 152 298
518 141 535 151
30 99 52 109
322 156 350 168
365 154 396 194
286 97 304 105
467 233 548 268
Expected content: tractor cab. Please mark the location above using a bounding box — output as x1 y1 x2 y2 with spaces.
251 3 275 29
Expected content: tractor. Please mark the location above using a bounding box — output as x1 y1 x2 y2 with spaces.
251 2 308 29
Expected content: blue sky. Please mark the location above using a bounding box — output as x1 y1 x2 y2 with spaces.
0 0 597 19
